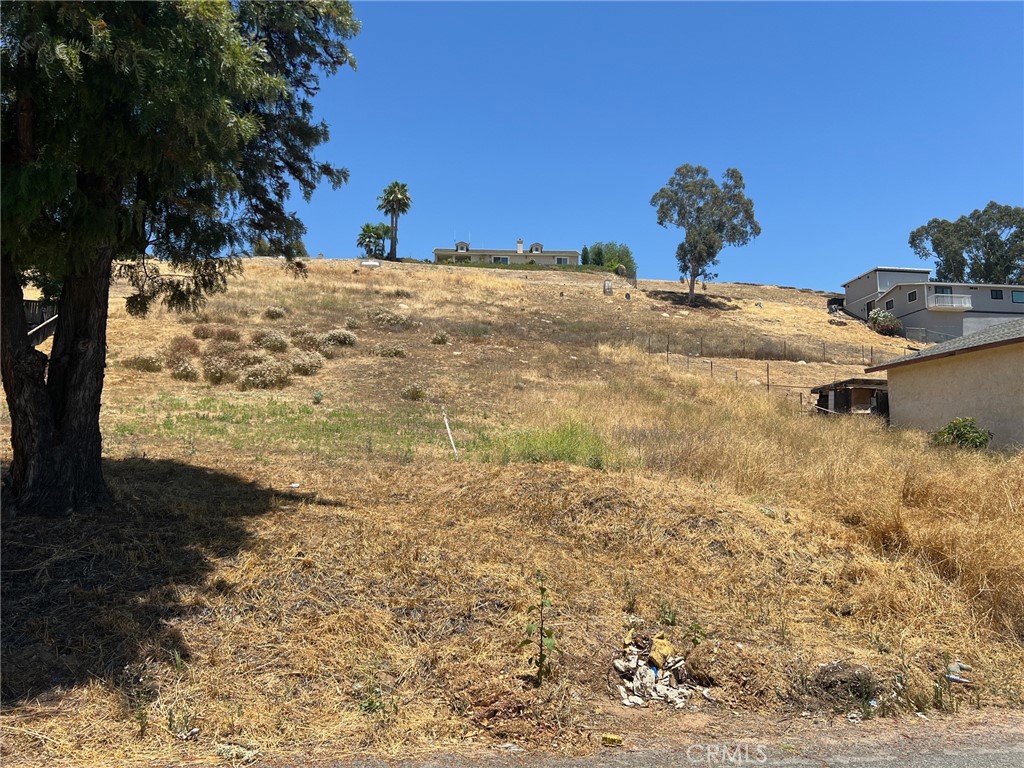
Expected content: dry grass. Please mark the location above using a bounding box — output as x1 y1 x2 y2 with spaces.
1 259 1020 767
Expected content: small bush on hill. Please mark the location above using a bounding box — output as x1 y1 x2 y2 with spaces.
165 335 201 363
368 306 415 329
170 360 199 381
371 343 406 358
868 309 902 337
932 417 991 449
192 323 241 342
322 329 358 347
201 356 238 385
431 330 450 345
290 351 325 376
263 306 287 320
251 329 289 352
400 383 426 401
237 361 292 391
344 317 361 330
123 354 163 373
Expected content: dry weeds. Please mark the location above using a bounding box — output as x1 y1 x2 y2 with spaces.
2 259 1020 767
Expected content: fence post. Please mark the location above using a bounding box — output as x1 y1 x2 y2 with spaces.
710 360 714 378
870 345 874 365
666 334 670 363
766 363 770 392
821 341 826 362
648 335 652 355
783 340 787 360
700 337 704 357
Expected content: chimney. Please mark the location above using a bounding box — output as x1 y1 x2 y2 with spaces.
516 238 523 254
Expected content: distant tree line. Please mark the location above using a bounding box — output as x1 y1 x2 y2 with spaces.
909 202 1023 284
580 241 637 275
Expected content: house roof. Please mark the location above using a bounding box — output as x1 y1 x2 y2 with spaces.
433 247 580 256
841 266 932 288
875 280 1024 305
865 317 1024 373
810 378 888 394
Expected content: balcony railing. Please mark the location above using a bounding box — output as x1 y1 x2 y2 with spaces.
926 294 972 311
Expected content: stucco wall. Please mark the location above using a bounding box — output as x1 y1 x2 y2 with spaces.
887 343 1024 449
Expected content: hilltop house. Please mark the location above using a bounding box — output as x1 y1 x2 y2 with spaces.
433 239 580 267
842 267 1024 343
864 318 1024 449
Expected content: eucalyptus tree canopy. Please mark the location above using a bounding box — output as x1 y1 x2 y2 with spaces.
650 165 760 304
0 0 359 516
909 203 1024 284
376 181 411 261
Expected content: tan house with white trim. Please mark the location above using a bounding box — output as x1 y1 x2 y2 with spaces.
865 318 1024 449
433 238 579 267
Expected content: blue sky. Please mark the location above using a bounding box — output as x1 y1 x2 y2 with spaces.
294 1 1024 292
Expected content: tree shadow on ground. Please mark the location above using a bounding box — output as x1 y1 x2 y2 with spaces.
0 458 343 706
644 289 740 311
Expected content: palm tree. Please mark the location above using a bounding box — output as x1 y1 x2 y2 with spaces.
376 181 412 261
356 222 390 259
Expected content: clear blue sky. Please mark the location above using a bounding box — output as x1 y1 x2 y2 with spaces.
293 1 1024 292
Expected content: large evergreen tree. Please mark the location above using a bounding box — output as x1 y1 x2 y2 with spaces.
1 1 359 516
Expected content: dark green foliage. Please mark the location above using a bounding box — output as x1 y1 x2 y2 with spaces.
586 241 637 275
356 223 390 259
651 165 761 304
580 245 590 265
932 418 992 449
909 203 1023 284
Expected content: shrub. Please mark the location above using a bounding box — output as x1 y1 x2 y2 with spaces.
400 383 426 401
431 330 450 345
165 335 201 363
263 306 287 320
371 343 406 358
201 356 238 385
290 351 325 376
169 360 199 381
251 329 289 352
368 306 415 329
344 316 362 330
388 288 413 299
237 361 292 391
123 354 163 373
229 349 271 370
932 417 991 449
321 329 357 347
867 309 902 337
192 323 241 342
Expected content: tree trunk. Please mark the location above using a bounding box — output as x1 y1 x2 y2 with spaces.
389 212 398 261
687 269 698 306
1 249 113 516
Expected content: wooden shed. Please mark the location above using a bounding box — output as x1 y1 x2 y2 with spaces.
811 378 889 417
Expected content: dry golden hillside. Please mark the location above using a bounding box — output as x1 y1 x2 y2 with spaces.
2 260 1021 767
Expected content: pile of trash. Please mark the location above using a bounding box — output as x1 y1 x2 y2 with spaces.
612 629 710 709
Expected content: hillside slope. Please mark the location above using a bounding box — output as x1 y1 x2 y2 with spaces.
2 260 1021 766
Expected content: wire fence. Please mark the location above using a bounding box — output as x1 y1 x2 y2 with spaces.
620 329 910 414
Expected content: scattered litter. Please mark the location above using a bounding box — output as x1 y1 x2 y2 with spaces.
289 483 301 488
755 302 763 308
612 630 694 709
492 743 524 753
946 660 973 685
846 711 863 724
601 733 623 747
176 727 200 741
215 743 260 763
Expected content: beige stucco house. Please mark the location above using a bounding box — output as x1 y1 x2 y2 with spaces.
433 239 579 267
865 318 1024 449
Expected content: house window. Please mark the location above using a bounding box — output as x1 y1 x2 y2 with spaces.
457 244 466 253
492 256 509 265
885 299 894 311
532 246 541 254
992 289 1004 300
1013 290 1024 303
908 290 918 302
556 257 568 265
865 300 875 312
935 286 953 295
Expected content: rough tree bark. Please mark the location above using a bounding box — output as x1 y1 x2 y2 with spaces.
1 249 113 517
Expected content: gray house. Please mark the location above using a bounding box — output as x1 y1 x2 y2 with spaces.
843 267 1024 342
434 239 579 267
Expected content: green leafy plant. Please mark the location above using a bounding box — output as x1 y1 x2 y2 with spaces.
685 620 706 648
932 417 991 449
520 571 560 685
867 308 902 337
658 599 678 626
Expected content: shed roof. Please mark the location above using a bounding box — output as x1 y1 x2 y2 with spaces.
841 266 931 288
810 378 888 394
865 318 1024 373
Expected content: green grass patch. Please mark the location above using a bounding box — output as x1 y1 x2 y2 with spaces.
471 420 613 469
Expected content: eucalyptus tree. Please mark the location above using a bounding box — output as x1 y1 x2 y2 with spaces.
0 1 359 516
376 181 411 261
650 165 760 304
909 202 1023 284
